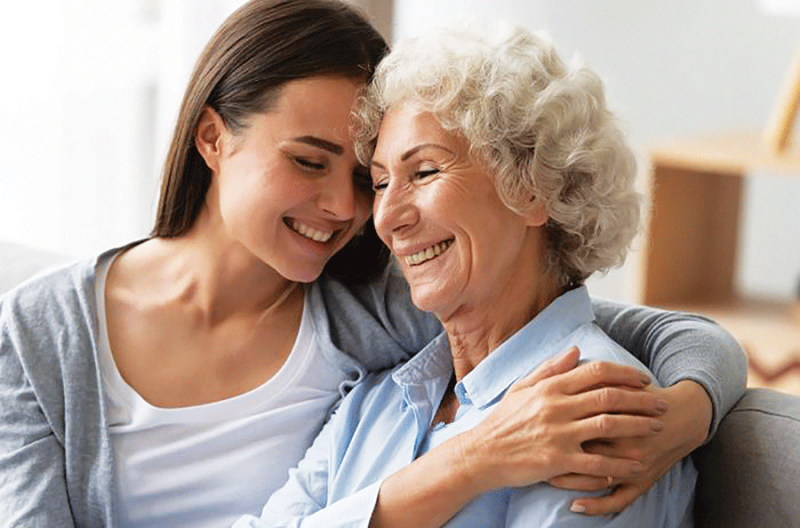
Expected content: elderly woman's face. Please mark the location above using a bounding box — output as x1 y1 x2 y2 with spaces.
370 104 536 319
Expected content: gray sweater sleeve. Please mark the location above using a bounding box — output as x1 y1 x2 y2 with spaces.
591 297 748 439
0 289 76 527
0 257 117 528
318 261 441 373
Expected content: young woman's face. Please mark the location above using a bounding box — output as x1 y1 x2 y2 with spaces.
209 76 372 282
370 104 534 320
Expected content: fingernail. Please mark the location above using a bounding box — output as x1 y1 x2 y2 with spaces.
632 462 644 474
651 419 664 432
570 503 586 514
656 399 669 413
640 375 652 386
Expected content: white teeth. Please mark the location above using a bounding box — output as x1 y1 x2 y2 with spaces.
404 240 453 266
290 220 334 243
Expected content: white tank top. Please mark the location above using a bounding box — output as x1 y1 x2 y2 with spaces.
95 256 350 527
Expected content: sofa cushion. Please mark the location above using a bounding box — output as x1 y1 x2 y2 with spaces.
693 388 800 527
0 241 71 295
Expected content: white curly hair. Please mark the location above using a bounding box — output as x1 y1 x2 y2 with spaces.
353 22 641 288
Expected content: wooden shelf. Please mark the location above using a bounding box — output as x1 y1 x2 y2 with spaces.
650 132 800 175
643 132 800 394
643 132 800 306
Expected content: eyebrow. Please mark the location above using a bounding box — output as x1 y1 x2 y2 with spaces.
371 143 455 169
292 136 344 155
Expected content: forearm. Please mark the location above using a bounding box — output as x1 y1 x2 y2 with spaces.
661 379 713 446
655 322 747 439
592 298 748 438
370 430 490 528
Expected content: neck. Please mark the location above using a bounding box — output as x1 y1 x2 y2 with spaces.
441 241 563 382
148 208 298 325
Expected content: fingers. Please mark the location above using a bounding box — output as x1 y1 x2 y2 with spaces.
556 361 652 395
572 386 669 419
570 483 646 515
548 473 610 492
574 413 664 442
508 347 580 391
566 452 644 479
581 438 651 465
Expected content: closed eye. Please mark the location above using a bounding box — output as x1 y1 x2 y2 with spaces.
372 168 438 191
416 169 439 179
294 157 326 171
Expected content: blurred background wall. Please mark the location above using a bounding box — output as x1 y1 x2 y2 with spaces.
1 0 798 303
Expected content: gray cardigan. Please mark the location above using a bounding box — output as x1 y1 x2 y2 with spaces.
0 247 747 528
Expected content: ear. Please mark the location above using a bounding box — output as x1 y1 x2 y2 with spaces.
194 106 227 174
523 196 549 227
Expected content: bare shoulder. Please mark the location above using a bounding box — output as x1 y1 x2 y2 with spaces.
106 238 178 298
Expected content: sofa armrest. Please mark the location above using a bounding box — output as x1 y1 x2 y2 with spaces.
0 241 71 295
693 388 800 527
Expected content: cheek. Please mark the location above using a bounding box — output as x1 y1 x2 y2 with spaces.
216 176 249 227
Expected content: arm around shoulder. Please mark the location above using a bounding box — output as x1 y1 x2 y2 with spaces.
591 298 747 436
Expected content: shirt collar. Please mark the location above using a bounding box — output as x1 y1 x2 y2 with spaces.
459 285 595 409
392 331 452 386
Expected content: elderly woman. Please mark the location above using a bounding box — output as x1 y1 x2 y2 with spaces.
235 24 696 528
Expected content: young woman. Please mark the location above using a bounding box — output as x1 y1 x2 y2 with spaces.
0 1 746 527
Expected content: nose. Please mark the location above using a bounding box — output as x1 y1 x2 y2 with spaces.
317 168 357 220
373 180 419 241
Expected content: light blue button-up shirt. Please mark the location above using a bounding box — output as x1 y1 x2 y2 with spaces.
234 286 696 528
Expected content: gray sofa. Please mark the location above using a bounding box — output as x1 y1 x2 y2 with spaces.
0 240 72 295
694 388 800 527
1 241 799 526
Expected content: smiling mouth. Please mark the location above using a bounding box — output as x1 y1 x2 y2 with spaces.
404 239 454 266
287 219 335 243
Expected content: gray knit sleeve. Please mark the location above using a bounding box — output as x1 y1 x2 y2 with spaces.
0 255 118 528
0 294 76 527
318 261 441 373
591 298 748 439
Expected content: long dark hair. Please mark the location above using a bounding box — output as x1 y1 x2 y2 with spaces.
153 0 390 284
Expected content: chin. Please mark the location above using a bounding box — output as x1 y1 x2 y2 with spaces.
292 269 326 283
409 287 451 318
277 261 327 283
